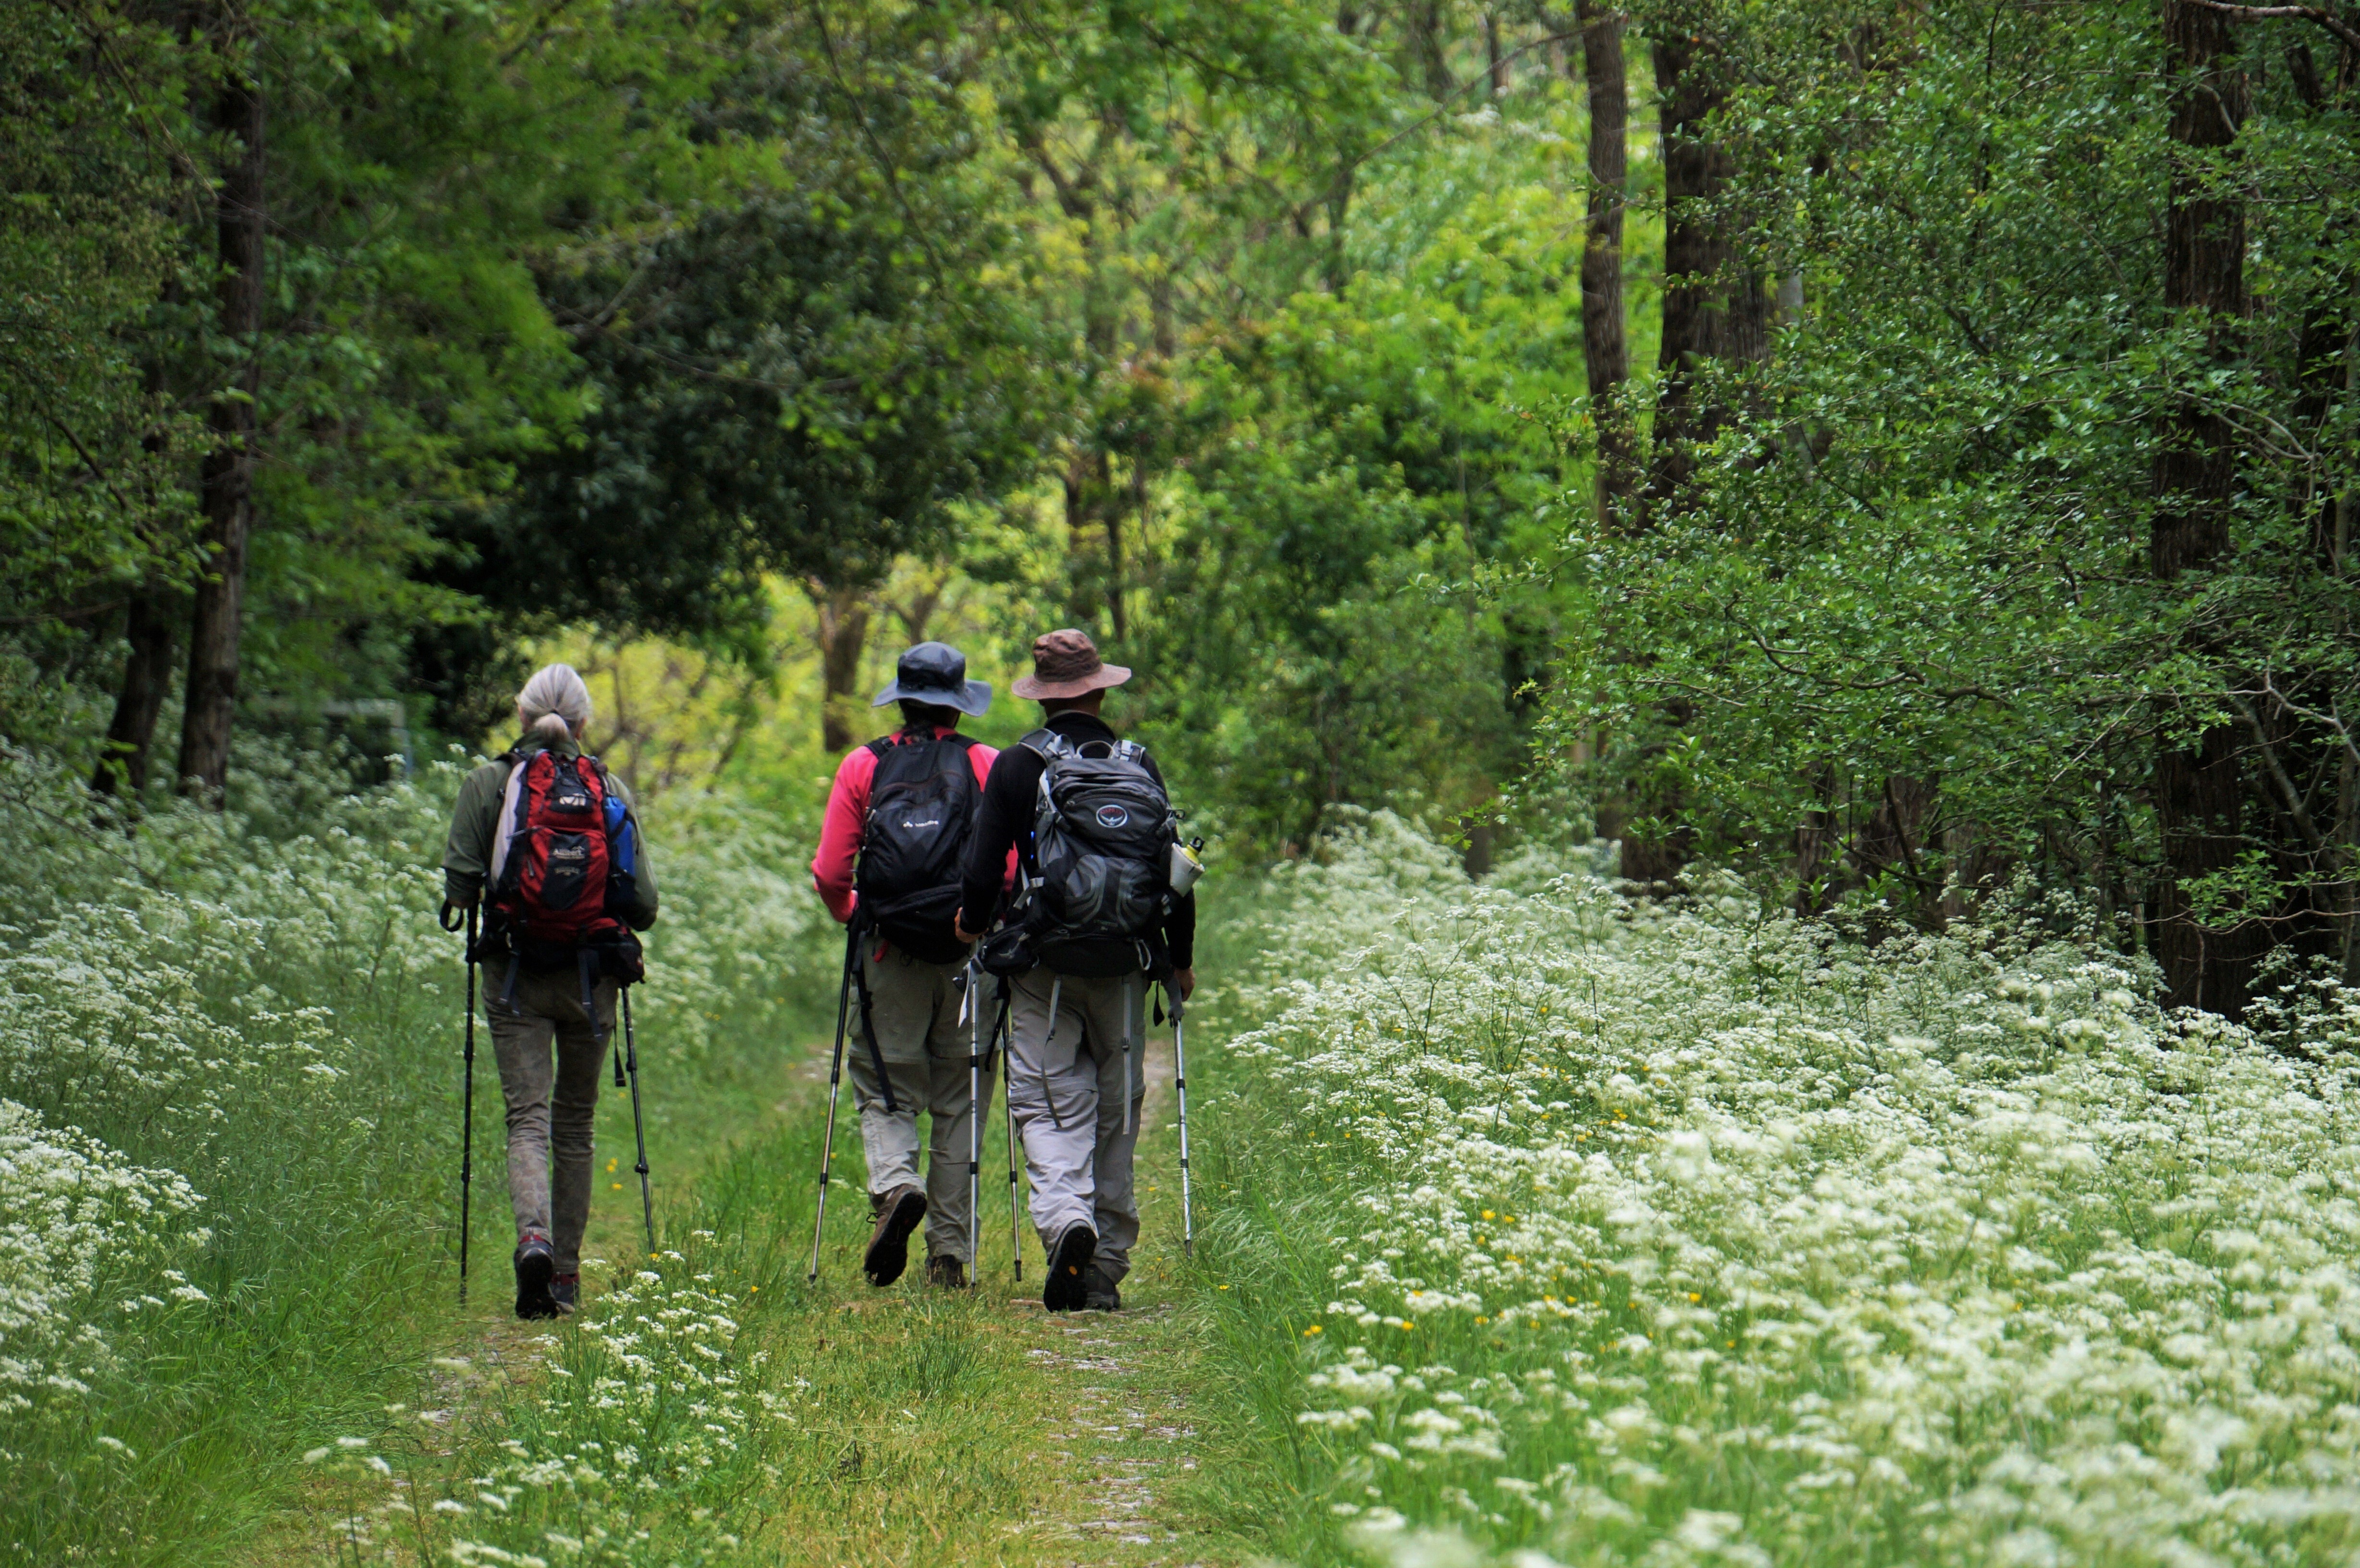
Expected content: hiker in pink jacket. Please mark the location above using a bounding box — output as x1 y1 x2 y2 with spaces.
809 641 1009 1289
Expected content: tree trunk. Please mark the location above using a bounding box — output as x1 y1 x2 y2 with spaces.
1646 27 1771 515
1324 164 1354 294
1620 22 1768 886
1402 0 1454 98
1574 0 1635 523
2150 0 2262 1014
177 67 265 800
811 582 871 753
93 593 177 796
1485 13 1506 96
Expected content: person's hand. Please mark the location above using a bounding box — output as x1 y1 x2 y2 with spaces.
1171 967 1196 1001
954 910 981 944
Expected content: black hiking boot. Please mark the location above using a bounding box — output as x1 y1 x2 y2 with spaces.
863 1185 928 1287
1043 1222 1096 1312
1082 1264 1122 1313
925 1255 969 1290
551 1273 579 1315
514 1236 558 1321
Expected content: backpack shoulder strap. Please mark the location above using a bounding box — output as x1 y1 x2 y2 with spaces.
1020 728 1072 763
489 755 531 886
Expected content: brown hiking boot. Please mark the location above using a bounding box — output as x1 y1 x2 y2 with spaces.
925 1255 969 1290
863 1185 927 1287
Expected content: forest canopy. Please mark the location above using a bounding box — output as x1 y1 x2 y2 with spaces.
4 0 2358 1019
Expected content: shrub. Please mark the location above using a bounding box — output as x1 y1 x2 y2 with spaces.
1207 814 2360 1567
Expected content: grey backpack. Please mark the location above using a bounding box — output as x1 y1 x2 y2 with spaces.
1021 730 1176 977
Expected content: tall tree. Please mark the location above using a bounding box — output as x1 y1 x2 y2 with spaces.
1647 17 1772 513
176 56 264 798
2149 0 2261 1011
1574 0 1634 522
1617 9 1773 885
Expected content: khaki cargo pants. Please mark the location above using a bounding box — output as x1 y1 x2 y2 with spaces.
850 941 985 1265
483 957 616 1276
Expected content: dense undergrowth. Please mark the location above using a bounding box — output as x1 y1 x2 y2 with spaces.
1190 813 2360 1567
23 749 2360 1568
0 744 831 1565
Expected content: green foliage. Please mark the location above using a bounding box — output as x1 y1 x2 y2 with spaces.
0 0 201 620
1550 2 2360 937
459 2 1054 649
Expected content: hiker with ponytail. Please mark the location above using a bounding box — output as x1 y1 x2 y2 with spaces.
440 664 660 1320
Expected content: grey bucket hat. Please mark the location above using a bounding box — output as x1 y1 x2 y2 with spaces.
871 641 993 716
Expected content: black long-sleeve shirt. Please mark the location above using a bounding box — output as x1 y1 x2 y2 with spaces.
958 710 1195 969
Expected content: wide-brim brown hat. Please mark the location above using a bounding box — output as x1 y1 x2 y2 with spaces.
1011 628 1131 700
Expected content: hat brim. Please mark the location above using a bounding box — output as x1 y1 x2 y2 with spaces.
870 677 993 716
1010 663 1131 701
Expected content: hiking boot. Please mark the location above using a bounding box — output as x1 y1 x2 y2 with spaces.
551 1273 580 1315
925 1255 969 1290
514 1236 558 1321
863 1185 928 1287
1082 1264 1122 1313
1043 1222 1096 1312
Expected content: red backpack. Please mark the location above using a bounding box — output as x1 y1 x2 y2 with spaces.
491 750 629 948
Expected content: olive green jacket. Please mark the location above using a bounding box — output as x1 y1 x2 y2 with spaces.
441 735 659 930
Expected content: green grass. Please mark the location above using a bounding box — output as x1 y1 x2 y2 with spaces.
288 1014 1263 1567
0 760 834 1566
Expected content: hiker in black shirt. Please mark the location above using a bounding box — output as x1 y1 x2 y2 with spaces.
955 630 1196 1311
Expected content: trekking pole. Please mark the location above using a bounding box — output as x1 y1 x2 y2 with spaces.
807 924 858 1282
439 902 479 1305
621 986 654 1253
993 979 1020 1281
1168 980 1194 1258
966 960 983 1275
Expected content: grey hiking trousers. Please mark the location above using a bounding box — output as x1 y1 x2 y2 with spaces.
483 957 616 1276
1005 965 1149 1285
849 940 983 1265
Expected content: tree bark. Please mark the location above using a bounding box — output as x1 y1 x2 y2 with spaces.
1620 20 1768 886
2150 0 2263 1014
811 582 872 754
1107 457 1128 647
177 67 265 800
1402 0 1455 98
93 593 177 796
1646 26 1772 515
1574 0 1635 523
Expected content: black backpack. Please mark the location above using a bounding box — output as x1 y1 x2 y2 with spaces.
855 731 980 964
1021 729 1177 978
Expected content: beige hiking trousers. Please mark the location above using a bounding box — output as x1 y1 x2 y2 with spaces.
482 957 616 1277
849 940 986 1265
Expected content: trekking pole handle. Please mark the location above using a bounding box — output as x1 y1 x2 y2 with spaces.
439 899 467 933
